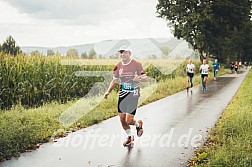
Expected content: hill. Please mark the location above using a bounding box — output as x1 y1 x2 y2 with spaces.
21 38 195 59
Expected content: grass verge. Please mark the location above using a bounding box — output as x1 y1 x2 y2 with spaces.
189 68 252 166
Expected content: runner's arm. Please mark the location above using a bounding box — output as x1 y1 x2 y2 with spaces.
140 74 148 82
133 62 148 82
133 73 148 82
193 65 196 71
104 78 118 99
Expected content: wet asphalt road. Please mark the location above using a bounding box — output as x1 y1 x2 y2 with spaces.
0 69 249 167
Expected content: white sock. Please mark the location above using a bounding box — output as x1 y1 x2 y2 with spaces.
125 128 131 136
135 121 139 128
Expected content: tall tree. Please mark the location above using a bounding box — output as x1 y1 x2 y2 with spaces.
81 52 88 59
1 36 21 56
157 0 252 63
31 50 41 56
243 21 252 62
47 49 55 56
88 48 97 59
157 0 214 61
66 48 78 57
211 0 252 63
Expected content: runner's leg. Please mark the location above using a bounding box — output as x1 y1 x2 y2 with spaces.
201 76 205 91
204 76 208 90
190 76 193 87
119 113 134 146
126 113 143 137
186 75 190 91
119 113 130 130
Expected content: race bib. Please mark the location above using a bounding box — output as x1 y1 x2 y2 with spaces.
121 82 135 92
202 70 208 74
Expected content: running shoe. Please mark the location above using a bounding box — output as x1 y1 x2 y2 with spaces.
123 135 134 147
136 120 144 137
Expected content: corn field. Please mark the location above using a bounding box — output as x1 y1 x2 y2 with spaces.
0 53 113 109
0 53 195 110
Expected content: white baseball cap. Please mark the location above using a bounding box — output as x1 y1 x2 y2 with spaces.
118 46 131 52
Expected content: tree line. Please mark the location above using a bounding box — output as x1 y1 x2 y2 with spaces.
0 36 120 59
156 0 252 63
47 48 99 59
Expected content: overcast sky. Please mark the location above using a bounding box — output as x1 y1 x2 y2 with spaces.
0 0 173 47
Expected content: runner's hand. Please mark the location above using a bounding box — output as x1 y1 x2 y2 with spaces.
104 92 109 99
133 72 140 81
133 75 141 81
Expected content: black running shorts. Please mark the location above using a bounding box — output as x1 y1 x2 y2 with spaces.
187 72 194 78
118 92 139 115
201 74 208 78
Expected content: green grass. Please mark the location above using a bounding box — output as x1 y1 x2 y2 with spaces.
0 96 119 160
0 64 229 161
189 68 252 167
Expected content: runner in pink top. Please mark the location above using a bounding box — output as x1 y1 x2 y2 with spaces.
104 46 148 147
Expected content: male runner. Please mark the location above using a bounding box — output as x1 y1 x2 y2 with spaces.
212 59 220 80
200 59 210 92
186 59 196 92
104 46 148 146
230 62 234 74
234 61 239 74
